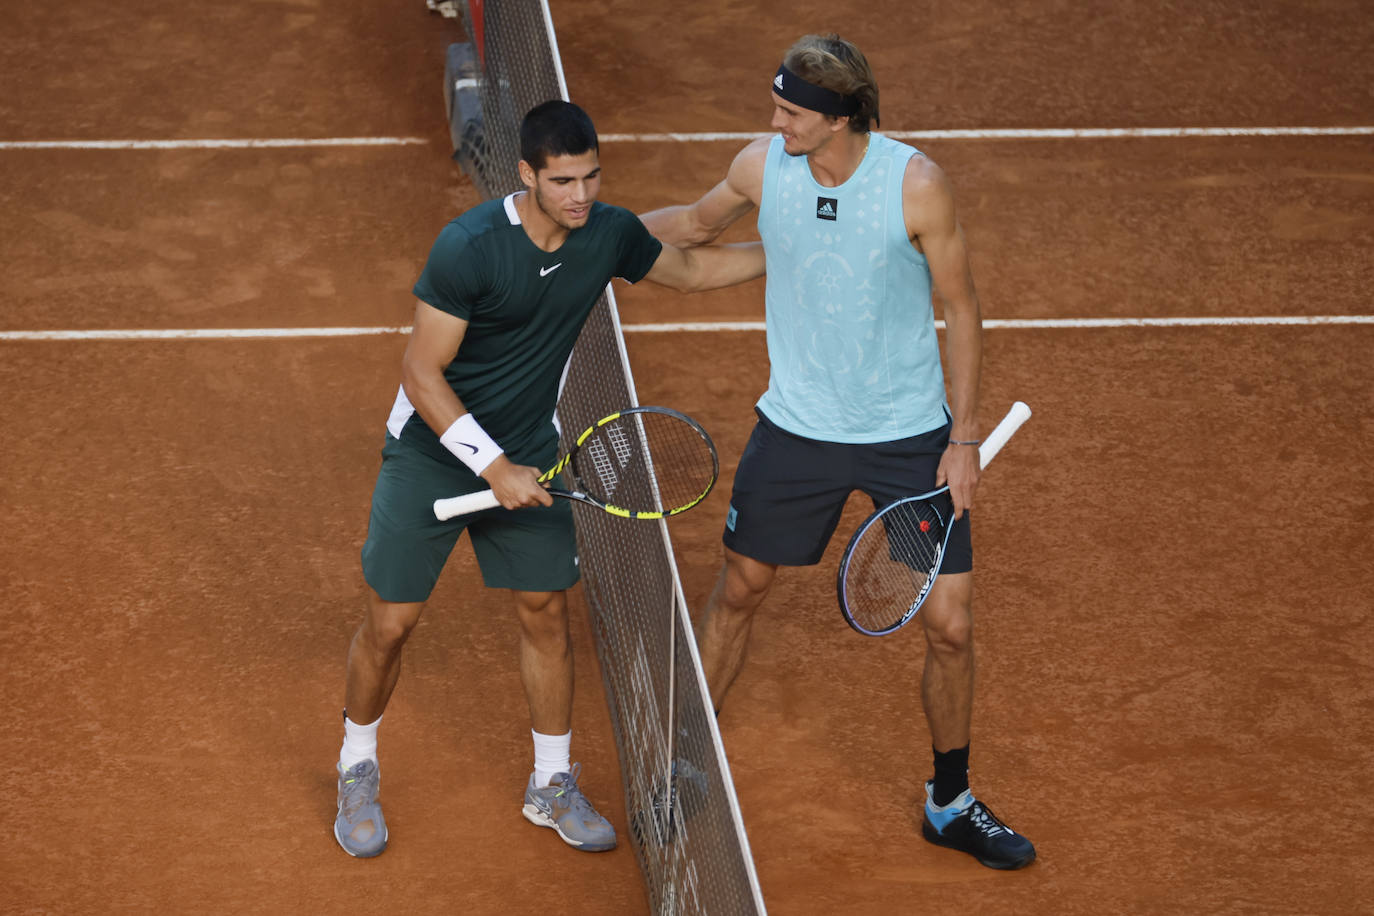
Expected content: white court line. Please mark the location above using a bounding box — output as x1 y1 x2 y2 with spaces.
0 137 430 150
0 327 412 340
623 316 1374 332
600 126 1374 142
3 315 1372 341
3 126 1370 150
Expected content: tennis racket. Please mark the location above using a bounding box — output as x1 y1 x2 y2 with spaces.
836 401 1032 636
433 406 719 521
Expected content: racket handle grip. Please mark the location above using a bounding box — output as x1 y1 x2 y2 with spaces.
979 401 1032 469
433 489 501 520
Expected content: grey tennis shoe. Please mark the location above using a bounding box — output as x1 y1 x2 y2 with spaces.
334 759 388 858
521 762 617 851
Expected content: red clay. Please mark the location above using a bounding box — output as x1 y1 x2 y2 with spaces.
4 2 1373 914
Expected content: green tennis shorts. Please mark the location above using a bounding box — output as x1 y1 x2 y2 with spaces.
360 434 580 603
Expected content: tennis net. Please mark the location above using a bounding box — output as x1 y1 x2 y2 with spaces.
439 2 765 912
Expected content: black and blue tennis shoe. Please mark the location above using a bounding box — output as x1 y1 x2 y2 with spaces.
921 781 1036 869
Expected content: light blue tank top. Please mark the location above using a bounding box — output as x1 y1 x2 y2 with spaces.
756 132 948 442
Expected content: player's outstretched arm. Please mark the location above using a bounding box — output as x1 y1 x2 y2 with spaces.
642 239 765 293
639 136 769 247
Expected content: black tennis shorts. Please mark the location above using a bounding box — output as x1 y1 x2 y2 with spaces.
723 409 973 572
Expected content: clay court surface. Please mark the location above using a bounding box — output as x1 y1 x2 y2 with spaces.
4 1 1373 913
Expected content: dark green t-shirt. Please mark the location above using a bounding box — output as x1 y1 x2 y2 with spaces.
391 194 663 467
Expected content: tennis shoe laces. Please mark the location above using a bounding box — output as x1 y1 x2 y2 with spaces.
334 758 388 858
920 780 1035 869
521 762 617 851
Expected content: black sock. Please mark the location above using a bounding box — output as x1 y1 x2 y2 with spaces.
931 744 970 807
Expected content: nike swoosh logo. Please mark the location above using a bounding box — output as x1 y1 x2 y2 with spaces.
540 263 563 277
454 441 479 454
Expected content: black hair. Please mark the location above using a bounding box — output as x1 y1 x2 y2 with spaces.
519 100 599 171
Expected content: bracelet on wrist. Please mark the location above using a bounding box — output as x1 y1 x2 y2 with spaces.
440 413 504 475
949 438 981 446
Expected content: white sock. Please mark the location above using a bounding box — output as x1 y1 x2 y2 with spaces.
340 714 382 771
532 729 571 787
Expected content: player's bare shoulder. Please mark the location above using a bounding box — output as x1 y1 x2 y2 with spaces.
901 152 955 204
726 135 773 205
900 151 958 239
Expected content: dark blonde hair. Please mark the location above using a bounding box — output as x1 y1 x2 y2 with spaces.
782 34 880 132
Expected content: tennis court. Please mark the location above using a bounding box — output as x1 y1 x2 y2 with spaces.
4 1 1372 913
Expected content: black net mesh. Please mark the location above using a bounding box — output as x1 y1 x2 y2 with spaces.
445 3 764 911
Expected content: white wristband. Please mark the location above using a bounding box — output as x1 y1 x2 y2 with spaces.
440 413 504 476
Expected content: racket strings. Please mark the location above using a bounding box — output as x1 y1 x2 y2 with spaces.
842 499 947 633
573 411 716 513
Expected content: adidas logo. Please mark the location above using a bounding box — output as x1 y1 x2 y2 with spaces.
816 196 837 220
774 73 784 89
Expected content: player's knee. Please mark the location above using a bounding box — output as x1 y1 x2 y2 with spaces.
921 574 973 650
922 606 973 655
514 591 570 640
364 596 423 654
718 552 776 612
514 589 566 617
719 572 771 616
